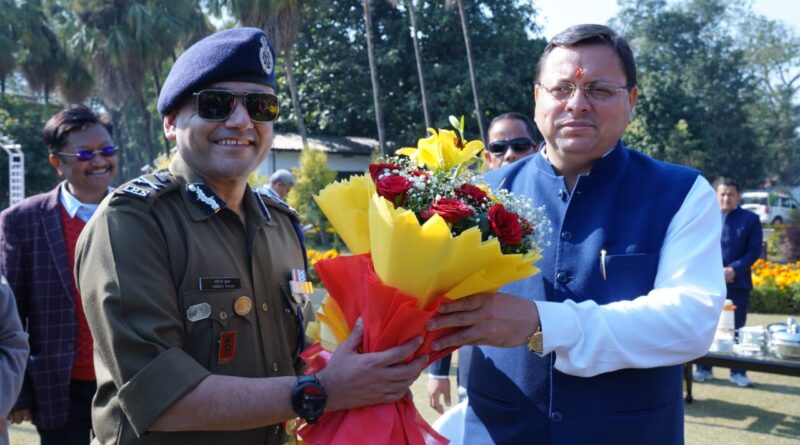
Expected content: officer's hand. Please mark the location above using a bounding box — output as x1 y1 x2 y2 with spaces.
318 318 427 412
428 292 539 351
426 376 451 414
8 409 31 425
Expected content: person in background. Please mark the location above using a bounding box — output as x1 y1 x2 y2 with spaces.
75 27 426 445
427 112 539 414
694 177 762 387
267 169 295 201
0 274 29 445
481 112 539 171
0 104 117 445
427 24 725 444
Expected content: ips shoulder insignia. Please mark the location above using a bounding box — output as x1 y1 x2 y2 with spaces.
113 170 179 205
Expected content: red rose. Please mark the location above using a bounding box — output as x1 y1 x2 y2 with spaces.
369 163 400 182
376 175 412 206
489 204 523 245
425 198 473 224
456 183 488 205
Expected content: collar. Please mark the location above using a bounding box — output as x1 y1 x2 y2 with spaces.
59 182 110 222
169 153 271 224
536 140 625 177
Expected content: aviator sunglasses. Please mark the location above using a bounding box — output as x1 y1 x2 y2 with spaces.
194 89 280 122
487 137 534 155
57 145 119 162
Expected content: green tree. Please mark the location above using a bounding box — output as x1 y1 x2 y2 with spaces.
0 0 18 95
389 0 432 129
363 0 388 154
287 149 338 247
737 14 800 184
447 0 485 142
615 0 762 185
0 95 60 207
286 0 544 147
16 0 65 104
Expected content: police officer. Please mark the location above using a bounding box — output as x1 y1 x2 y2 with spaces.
76 27 427 445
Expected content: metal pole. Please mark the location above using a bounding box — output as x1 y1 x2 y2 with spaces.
2 141 24 207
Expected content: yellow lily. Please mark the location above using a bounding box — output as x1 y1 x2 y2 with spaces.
396 128 483 172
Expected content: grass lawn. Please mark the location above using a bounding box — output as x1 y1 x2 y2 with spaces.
9 313 800 444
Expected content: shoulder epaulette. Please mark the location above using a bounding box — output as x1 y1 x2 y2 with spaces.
260 192 301 222
112 169 180 205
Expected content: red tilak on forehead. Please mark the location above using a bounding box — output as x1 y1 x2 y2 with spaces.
575 66 585 80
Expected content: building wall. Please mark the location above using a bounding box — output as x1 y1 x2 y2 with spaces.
257 150 372 178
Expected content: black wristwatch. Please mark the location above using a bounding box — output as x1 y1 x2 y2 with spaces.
291 374 327 424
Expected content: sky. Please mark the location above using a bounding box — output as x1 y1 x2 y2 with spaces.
535 0 800 39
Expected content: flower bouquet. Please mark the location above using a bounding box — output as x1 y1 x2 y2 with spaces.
297 117 551 445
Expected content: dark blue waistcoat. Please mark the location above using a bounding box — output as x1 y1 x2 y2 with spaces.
464 142 699 445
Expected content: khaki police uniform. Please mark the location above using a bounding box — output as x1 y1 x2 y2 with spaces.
76 154 308 445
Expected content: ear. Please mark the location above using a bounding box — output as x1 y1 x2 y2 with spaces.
163 113 178 141
482 150 492 164
49 154 64 176
533 83 540 103
628 86 639 115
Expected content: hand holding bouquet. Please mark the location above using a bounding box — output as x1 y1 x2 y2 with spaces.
298 117 550 445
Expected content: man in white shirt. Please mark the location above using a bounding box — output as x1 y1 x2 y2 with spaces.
427 24 725 444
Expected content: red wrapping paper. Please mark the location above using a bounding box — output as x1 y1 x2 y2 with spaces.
298 253 459 445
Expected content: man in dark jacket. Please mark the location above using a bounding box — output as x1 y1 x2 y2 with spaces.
694 177 763 387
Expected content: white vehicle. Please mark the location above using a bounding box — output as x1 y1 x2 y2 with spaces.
740 191 799 224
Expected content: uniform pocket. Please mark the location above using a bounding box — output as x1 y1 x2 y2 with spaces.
181 290 255 372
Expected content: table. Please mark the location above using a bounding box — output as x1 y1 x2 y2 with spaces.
684 351 800 403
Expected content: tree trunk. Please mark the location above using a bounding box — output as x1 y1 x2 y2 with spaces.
137 95 156 164
284 51 309 149
406 0 431 129
457 0 485 142
363 0 388 155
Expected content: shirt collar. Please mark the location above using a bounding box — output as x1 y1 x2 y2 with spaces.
59 182 111 222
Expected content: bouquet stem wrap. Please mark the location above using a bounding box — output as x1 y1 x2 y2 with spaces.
299 254 456 445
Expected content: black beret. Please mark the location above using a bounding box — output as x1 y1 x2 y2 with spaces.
157 27 277 115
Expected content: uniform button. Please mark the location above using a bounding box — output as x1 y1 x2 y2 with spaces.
557 189 566 200
556 272 571 284
273 362 279 372
219 311 228 320
66 342 75 351
275 425 281 435
261 303 269 312
550 411 563 422
285 307 292 314
561 231 572 241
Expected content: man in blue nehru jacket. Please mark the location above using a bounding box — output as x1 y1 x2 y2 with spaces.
75 27 427 445
694 177 762 388
428 24 726 444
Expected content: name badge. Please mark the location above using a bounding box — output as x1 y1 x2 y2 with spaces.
199 277 241 291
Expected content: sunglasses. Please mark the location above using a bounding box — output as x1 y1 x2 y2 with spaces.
57 145 119 162
194 89 280 122
487 138 534 155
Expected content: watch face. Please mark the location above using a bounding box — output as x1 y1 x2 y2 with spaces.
293 375 327 423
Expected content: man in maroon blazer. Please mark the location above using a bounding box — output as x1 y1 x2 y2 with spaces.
0 105 118 445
